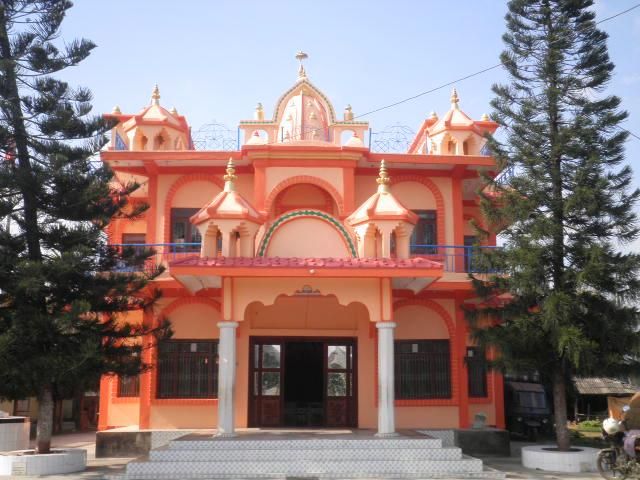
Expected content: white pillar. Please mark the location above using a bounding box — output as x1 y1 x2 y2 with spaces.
216 321 238 437
376 321 397 436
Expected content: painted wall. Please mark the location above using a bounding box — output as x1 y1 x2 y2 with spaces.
101 292 501 430
265 217 352 258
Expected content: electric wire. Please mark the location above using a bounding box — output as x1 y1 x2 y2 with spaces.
249 2 640 144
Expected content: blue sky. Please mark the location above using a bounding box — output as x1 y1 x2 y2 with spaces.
60 0 640 243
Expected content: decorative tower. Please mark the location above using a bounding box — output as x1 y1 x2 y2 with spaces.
424 87 498 155
190 158 264 257
346 160 418 258
106 85 192 151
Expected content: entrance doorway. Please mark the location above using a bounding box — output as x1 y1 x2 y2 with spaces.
249 337 357 428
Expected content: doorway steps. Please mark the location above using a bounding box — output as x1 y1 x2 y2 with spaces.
115 432 505 479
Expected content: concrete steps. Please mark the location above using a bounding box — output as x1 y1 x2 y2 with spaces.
117 433 505 480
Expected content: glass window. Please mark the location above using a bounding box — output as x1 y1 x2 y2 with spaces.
157 340 218 399
262 345 281 368
170 208 202 252
328 373 347 397
327 345 347 369
394 340 451 399
261 372 280 396
410 210 437 255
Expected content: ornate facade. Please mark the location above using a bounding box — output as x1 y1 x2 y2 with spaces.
98 56 503 435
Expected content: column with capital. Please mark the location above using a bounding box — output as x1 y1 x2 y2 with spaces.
376 321 398 437
216 321 238 437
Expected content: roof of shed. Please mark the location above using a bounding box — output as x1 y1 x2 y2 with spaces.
574 377 638 396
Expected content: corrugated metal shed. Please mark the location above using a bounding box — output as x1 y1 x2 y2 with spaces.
574 377 638 396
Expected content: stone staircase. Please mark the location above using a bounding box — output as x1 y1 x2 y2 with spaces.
114 431 505 479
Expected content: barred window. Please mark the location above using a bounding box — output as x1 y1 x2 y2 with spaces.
394 340 451 399
157 340 218 399
118 375 140 397
467 347 488 398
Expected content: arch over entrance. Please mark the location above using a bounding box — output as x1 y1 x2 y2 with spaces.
258 209 357 257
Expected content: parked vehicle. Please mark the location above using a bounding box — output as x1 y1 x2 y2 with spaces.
597 417 640 479
504 381 552 440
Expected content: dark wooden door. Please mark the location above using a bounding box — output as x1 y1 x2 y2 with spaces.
249 341 283 427
249 337 357 428
325 341 357 427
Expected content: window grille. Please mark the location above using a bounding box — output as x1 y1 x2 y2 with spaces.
394 340 451 399
157 340 218 399
117 375 140 397
467 347 488 398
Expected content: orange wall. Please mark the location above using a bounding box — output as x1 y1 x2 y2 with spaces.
103 294 500 430
265 217 352 257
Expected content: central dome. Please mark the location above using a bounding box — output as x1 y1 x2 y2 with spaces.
278 84 330 142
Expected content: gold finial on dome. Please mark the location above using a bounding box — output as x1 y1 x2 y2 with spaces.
429 111 438 120
254 102 265 121
295 50 308 80
376 159 391 193
344 104 354 121
112 105 121 115
170 106 178 115
481 113 490 121
151 84 161 106
223 157 237 192
450 87 459 109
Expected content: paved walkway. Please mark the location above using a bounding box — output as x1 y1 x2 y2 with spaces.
0 432 602 479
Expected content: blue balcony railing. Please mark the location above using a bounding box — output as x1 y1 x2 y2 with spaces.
109 243 499 275
109 243 201 273
409 245 499 273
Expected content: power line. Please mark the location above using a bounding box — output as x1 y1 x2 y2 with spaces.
247 2 640 145
353 2 640 123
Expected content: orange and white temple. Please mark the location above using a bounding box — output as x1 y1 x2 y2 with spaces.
98 55 503 435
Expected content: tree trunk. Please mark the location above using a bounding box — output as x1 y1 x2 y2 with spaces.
0 5 42 262
552 368 571 450
36 386 54 454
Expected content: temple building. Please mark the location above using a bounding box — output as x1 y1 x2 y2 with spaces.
98 55 502 436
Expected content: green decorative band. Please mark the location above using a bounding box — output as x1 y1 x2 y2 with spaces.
258 209 357 257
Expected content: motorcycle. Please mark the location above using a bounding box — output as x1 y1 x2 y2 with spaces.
597 417 640 479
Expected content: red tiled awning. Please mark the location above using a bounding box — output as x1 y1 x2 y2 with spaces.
169 256 442 275
168 256 444 294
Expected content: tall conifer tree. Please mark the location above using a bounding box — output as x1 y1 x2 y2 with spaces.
470 0 640 450
0 1 166 453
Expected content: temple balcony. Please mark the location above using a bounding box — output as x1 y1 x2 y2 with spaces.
108 242 499 276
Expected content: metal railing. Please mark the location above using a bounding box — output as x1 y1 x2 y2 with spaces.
108 243 499 274
409 245 499 273
109 243 200 273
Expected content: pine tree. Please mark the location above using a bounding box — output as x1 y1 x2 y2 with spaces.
470 0 640 450
0 1 167 453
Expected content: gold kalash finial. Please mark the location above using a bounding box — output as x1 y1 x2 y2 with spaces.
223 157 237 192
376 159 391 193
